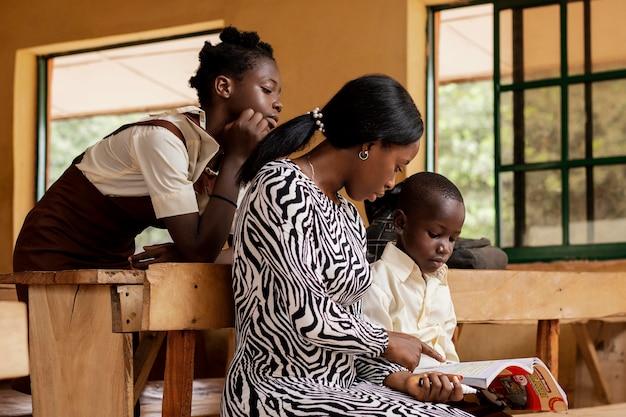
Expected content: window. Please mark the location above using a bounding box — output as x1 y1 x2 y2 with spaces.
429 0 626 263
39 31 220 248
427 3 496 244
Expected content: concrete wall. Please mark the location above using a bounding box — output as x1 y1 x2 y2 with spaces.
2 0 441 273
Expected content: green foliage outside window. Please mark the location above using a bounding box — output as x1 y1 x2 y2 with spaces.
438 80 496 243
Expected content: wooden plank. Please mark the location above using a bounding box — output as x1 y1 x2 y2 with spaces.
142 263 234 331
448 269 626 321
0 301 29 379
509 402 626 416
572 322 612 404
0 269 145 285
111 284 144 332
28 284 134 417
162 330 197 417
0 284 18 301
536 319 559 378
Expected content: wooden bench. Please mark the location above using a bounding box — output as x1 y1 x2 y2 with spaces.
0 264 233 417
448 268 626 415
138 267 626 415
3 266 625 416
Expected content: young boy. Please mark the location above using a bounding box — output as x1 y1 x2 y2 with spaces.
363 171 465 370
364 171 509 417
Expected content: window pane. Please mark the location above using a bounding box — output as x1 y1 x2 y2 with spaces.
438 4 493 83
499 170 562 247
438 81 495 243
526 170 562 246
524 87 561 163
570 165 626 244
499 5 560 84
568 81 626 160
437 5 496 243
568 83 586 160
500 87 561 165
592 79 626 158
569 167 587 243
591 0 626 72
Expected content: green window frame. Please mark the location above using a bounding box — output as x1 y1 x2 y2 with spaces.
428 0 626 263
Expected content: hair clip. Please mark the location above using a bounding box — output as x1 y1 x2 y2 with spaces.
308 107 325 133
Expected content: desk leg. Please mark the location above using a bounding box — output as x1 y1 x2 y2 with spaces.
29 284 134 417
536 319 560 380
162 330 196 417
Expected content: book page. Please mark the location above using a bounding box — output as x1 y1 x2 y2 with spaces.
415 358 535 389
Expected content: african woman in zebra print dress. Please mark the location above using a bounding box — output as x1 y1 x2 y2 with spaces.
222 75 473 416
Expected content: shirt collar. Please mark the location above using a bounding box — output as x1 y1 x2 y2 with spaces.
378 241 449 285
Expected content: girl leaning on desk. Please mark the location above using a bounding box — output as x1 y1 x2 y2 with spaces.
13 26 283 296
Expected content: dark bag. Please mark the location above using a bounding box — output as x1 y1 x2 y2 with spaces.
447 237 508 270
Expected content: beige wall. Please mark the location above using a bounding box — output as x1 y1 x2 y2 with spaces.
1 0 440 272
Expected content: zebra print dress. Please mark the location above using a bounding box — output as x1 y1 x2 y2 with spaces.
222 160 472 417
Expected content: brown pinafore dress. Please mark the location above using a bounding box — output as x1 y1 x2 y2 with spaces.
13 120 186 300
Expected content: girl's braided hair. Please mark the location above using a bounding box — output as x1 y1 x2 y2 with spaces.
189 26 275 107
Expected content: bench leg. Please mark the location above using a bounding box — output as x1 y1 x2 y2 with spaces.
29 284 134 417
536 319 560 380
134 331 167 405
162 330 197 417
571 322 612 404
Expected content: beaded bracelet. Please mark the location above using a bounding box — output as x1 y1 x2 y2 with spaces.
208 194 238 209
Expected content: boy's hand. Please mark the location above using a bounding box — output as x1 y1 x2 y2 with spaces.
384 331 445 371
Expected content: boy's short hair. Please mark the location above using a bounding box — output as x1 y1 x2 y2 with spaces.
396 172 464 217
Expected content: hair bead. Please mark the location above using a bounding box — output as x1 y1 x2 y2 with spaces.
308 107 325 133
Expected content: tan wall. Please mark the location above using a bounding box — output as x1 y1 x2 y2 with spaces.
1 0 439 273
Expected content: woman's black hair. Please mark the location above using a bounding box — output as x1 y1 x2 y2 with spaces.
239 74 424 184
189 26 275 108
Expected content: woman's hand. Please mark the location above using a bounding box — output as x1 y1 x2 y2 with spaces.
384 371 464 403
384 331 445 370
129 243 182 269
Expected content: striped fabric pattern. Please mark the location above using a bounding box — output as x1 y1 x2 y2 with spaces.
222 160 472 417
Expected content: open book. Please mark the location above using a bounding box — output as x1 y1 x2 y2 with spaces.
416 357 568 411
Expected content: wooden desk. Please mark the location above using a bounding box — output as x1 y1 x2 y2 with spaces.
0 263 233 417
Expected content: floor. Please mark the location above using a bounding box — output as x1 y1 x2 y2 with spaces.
0 379 223 417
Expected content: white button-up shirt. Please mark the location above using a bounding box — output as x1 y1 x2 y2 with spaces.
76 106 219 219
363 241 460 370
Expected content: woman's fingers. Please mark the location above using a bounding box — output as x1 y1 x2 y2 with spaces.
409 373 464 402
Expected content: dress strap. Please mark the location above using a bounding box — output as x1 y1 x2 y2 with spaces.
104 119 186 146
